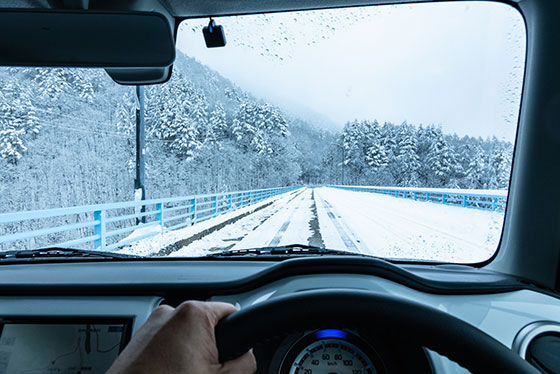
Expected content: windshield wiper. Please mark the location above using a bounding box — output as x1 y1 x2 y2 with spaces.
0 248 140 263
205 244 371 258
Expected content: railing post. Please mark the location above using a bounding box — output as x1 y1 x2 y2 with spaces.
156 203 164 234
426 192 430 201
93 210 106 250
191 198 197 225
442 194 447 205
492 197 497 211
239 192 243 208
212 196 218 217
254 191 257 204
228 194 232 211
463 195 468 207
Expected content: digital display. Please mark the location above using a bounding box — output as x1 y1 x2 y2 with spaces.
0 320 130 374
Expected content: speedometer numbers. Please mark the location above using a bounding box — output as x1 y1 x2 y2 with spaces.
280 330 384 374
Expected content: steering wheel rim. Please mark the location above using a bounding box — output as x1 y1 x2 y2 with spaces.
215 289 538 373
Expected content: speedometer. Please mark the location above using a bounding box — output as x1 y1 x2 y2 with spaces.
280 330 385 374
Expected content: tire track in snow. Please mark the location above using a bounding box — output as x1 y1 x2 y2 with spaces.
314 190 361 253
268 193 307 246
227 188 310 250
161 189 307 256
307 189 325 248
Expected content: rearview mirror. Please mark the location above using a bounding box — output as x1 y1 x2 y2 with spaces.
0 10 176 69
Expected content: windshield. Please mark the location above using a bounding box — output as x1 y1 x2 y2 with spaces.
0 1 525 263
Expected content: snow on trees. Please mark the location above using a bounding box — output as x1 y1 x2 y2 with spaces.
425 127 462 187
338 120 511 189
0 49 514 207
147 75 207 160
394 124 420 186
115 90 137 136
232 101 289 154
0 81 40 163
205 104 228 145
488 141 513 189
33 68 70 100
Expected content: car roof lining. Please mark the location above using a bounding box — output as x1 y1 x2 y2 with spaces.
0 0 521 18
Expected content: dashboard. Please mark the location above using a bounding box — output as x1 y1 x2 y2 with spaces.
0 257 558 373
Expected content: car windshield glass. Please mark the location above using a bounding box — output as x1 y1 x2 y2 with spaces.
0 1 525 263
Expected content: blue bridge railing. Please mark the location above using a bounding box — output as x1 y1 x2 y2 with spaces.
0 186 300 252
329 185 507 212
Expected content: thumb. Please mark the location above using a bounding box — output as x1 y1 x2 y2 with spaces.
219 350 257 374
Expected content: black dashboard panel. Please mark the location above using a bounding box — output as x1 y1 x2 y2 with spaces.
0 256 548 300
0 257 556 373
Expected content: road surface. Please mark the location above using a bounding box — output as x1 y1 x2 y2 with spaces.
125 186 504 263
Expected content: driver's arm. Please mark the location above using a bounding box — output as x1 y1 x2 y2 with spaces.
106 301 257 374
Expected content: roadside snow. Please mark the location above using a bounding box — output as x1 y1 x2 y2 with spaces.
335 185 508 196
316 187 503 262
119 223 161 243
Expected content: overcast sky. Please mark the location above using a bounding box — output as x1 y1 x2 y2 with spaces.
177 1 525 141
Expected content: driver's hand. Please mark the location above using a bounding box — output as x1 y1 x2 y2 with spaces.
106 301 257 374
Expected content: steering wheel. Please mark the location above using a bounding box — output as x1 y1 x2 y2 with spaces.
215 290 538 373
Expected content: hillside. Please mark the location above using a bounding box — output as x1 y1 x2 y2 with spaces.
0 52 327 215
0 50 513 217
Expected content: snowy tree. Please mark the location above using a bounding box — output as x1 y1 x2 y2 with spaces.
363 120 389 169
232 102 289 154
204 104 228 145
424 127 462 187
341 120 366 181
69 69 97 103
0 81 40 163
115 89 137 135
458 142 486 189
147 75 208 159
394 125 420 186
32 68 71 100
488 141 512 189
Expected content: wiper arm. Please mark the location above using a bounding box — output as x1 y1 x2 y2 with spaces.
206 244 370 258
0 248 139 263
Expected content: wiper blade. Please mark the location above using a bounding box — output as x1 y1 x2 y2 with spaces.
0 248 140 262
206 244 370 258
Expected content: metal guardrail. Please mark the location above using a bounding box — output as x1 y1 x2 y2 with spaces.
0 186 301 251
329 185 507 212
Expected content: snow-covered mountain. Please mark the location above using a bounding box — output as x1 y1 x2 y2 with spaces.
0 51 511 215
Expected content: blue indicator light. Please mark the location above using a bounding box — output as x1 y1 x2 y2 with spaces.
314 329 348 339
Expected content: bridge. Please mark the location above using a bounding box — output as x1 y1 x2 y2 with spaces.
0 186 507 262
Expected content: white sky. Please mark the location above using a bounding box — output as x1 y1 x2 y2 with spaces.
177 1 525 141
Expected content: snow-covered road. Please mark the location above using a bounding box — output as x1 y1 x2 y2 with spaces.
123 187 504 263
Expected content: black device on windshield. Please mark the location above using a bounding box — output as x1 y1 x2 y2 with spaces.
203 18 226 48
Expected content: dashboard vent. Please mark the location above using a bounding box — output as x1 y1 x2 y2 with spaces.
513 322 560 374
